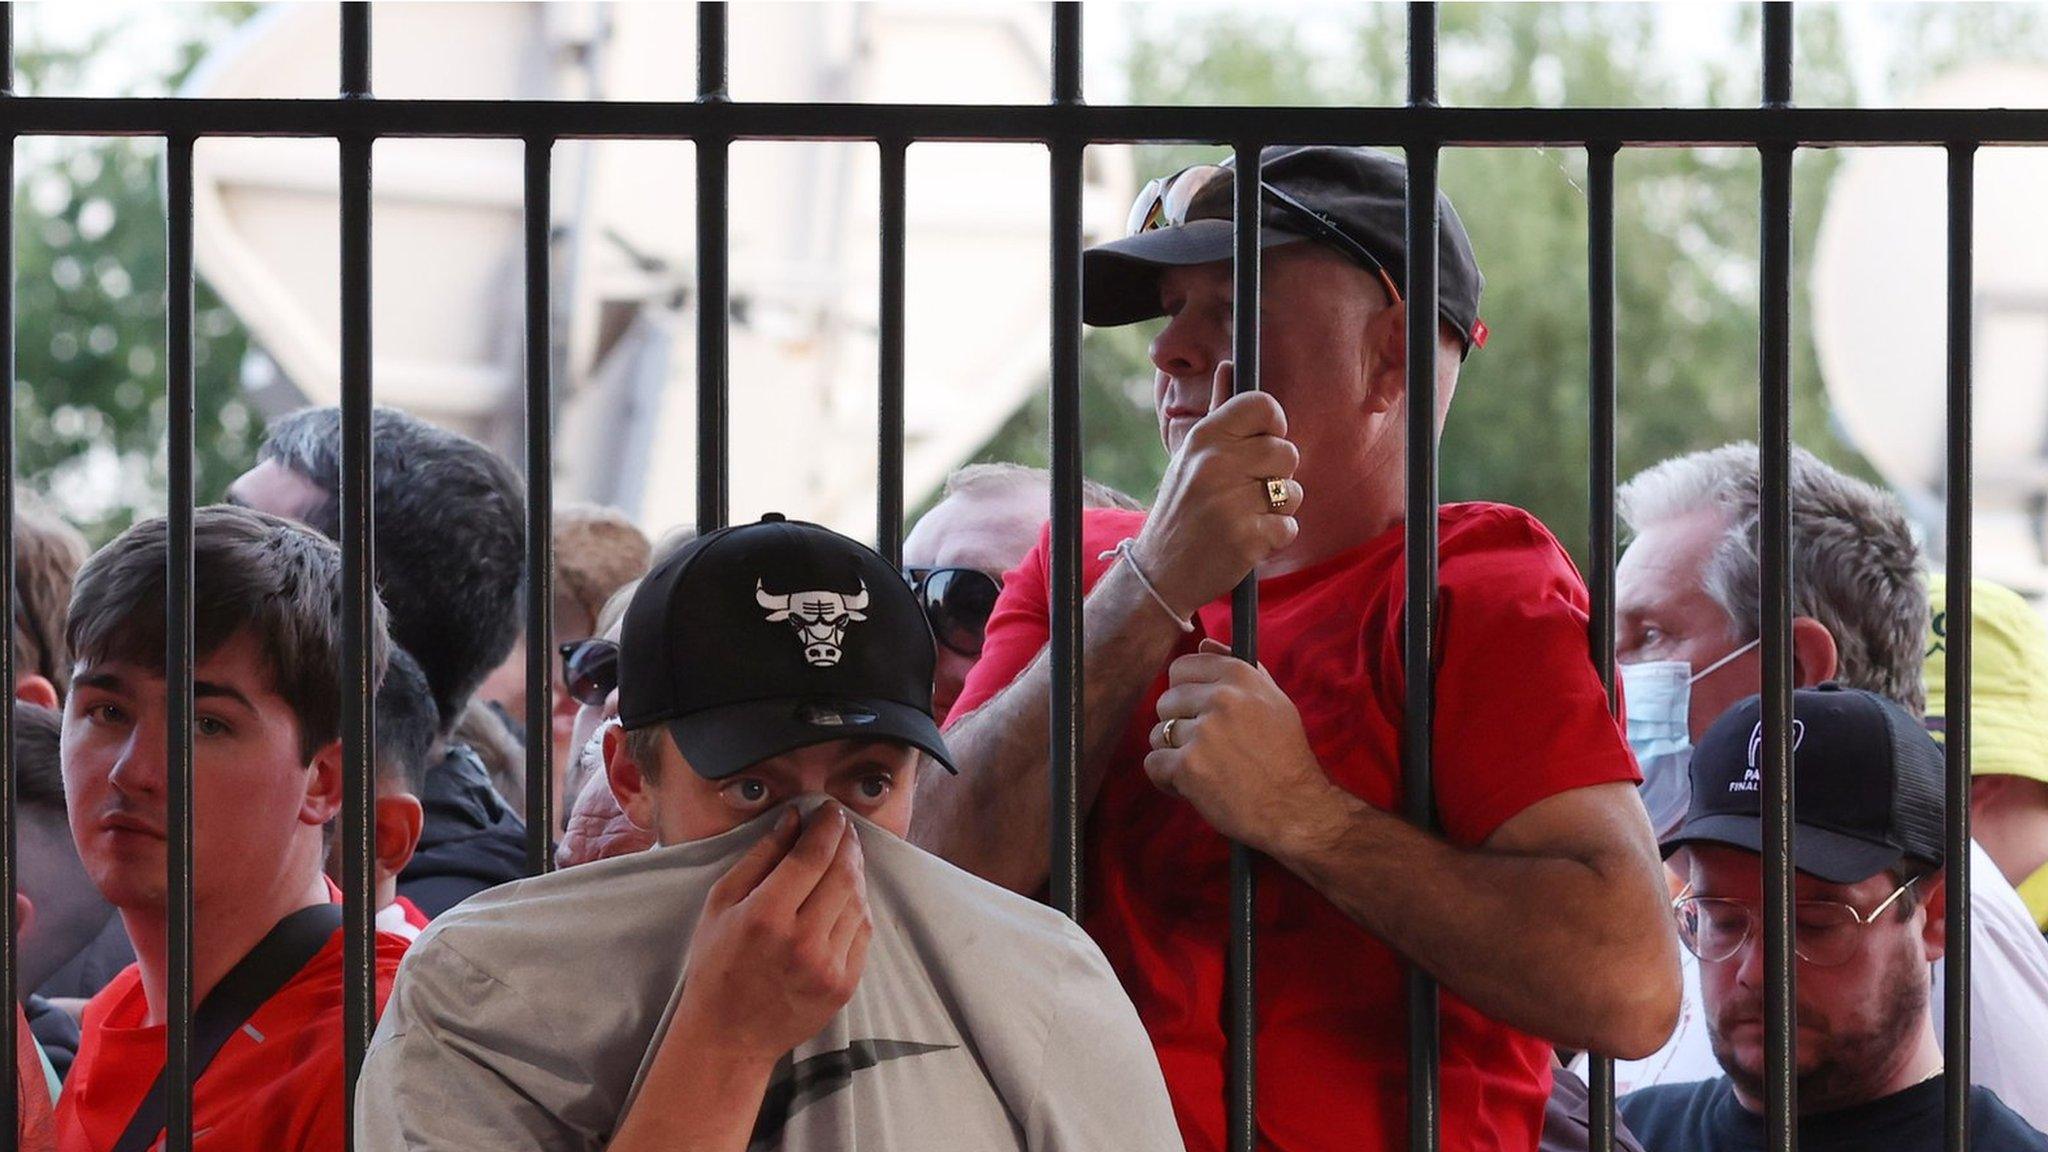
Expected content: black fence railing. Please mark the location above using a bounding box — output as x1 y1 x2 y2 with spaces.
0 3 2039 1151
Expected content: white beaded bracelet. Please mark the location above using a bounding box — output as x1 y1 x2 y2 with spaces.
1097 538 1196 633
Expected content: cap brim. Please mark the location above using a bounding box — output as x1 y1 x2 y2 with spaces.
1661 814 1902 885
663 695 957 781
1083 221 1309 326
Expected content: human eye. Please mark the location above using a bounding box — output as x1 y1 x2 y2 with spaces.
719 777 774 812
195 715 232 739
854 774 893 802
86 701 129 727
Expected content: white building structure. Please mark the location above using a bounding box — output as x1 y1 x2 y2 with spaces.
1813 64 2048 600
185 2 1130 539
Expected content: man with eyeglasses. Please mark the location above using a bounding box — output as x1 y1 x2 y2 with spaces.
1619 685 2048 1151
915 144 1681 1151
1603 445 2048 1131
903 463 1141 722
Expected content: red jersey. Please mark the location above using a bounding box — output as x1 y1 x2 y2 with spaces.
55 927 409 1152
16 1004 55 1152
950 504 1639 1152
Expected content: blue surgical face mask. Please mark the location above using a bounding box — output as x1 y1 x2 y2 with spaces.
1620 638 1761 838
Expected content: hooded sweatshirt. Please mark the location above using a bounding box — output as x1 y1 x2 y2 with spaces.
396 743 529 918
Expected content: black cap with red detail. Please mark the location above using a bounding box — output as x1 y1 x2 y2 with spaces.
1083 144 1488 355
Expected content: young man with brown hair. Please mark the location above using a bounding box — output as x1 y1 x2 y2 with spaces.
53 506 408 1152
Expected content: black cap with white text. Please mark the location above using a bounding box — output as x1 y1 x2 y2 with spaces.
1661 683 1946 884
618 513 957 781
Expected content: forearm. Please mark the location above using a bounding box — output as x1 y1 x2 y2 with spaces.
1273 786 1678 1058
912 563 1189 893
608 1009 777 1152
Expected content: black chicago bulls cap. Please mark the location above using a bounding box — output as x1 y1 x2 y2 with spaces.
1662 684 1946 884
618 513 956 781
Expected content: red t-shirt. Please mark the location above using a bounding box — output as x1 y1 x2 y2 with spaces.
55 927 409 1152
16 1004 56 1152
950 503 1639 1152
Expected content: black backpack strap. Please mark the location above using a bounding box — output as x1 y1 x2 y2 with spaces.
110 903 345 1152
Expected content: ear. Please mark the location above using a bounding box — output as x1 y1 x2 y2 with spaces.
1361 297 1409 415
605 725 660 833
372 792 425 880
301 739 346 827
1918 871 1949 962
13 675 59 711
14 893 35 944
1789 617 1839 689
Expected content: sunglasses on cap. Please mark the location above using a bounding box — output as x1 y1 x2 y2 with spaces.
904 567 1003 658
1125 163 1403 308
557 637 620 708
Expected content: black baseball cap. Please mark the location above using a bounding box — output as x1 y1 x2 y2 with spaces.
1083 144 1487 352
618 513 957 781
1662 684 1947 884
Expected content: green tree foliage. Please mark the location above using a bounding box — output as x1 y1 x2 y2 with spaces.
13 5 259 544
973 3 2045 569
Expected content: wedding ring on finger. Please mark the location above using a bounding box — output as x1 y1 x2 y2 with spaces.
1263 476 1290 512
1162 717 1180 749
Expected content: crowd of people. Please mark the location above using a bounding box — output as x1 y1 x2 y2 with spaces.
4 142 2045 1152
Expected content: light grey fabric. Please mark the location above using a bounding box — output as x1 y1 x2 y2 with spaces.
356 807 1185 1152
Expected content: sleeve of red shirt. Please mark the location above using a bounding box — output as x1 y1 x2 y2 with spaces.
946 523 1057 727
1428 506 1640 846
15 1005 54 1152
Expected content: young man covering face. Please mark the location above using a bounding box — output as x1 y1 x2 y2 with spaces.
358 515 1184 1152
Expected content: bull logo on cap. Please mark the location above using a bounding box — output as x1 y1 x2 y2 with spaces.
756 579 870 667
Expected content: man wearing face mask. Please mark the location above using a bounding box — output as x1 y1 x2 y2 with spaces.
1590 442 2048 1130
358 514 1184 1152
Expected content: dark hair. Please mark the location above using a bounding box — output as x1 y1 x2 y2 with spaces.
376 646 438 795
12 701 63 824
258 406 526 732
13 494 90 698
66 505 390 762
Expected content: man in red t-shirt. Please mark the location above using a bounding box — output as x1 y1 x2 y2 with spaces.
53 507 409 1152
912 146 1681 1152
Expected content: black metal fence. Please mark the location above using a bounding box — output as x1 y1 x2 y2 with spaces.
0 2 2040 1150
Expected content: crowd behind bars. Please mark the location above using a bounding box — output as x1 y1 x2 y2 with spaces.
3 144 2047 1152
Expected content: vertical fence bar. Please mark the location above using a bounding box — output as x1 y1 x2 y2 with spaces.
1757 6 1797 1152
876 139 907 563
1404 7 1442 1152
1583 142 1620 1152
163 132 198 1152
1941 143 1975 1152
1047 0 1085 921
696 2 730 532
338 3 377 1141
0 4 17 1141
1225 143 1264 1152
523 138 555 871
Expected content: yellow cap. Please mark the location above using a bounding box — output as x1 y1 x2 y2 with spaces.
1924 573 2048 784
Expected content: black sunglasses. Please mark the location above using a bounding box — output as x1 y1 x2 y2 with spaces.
904 567 1004 658
557 637 620 708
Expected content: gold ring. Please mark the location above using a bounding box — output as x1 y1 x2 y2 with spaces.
1264 477 1289 511
1162 717 1179 749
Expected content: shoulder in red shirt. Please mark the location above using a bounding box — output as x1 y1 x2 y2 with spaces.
954 503 1637 1152
56 926 409 1152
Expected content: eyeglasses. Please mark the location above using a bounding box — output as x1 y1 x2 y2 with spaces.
903 567 1003 658
1672 874 1923 969
1125 163 1404 307
557 637 620 708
